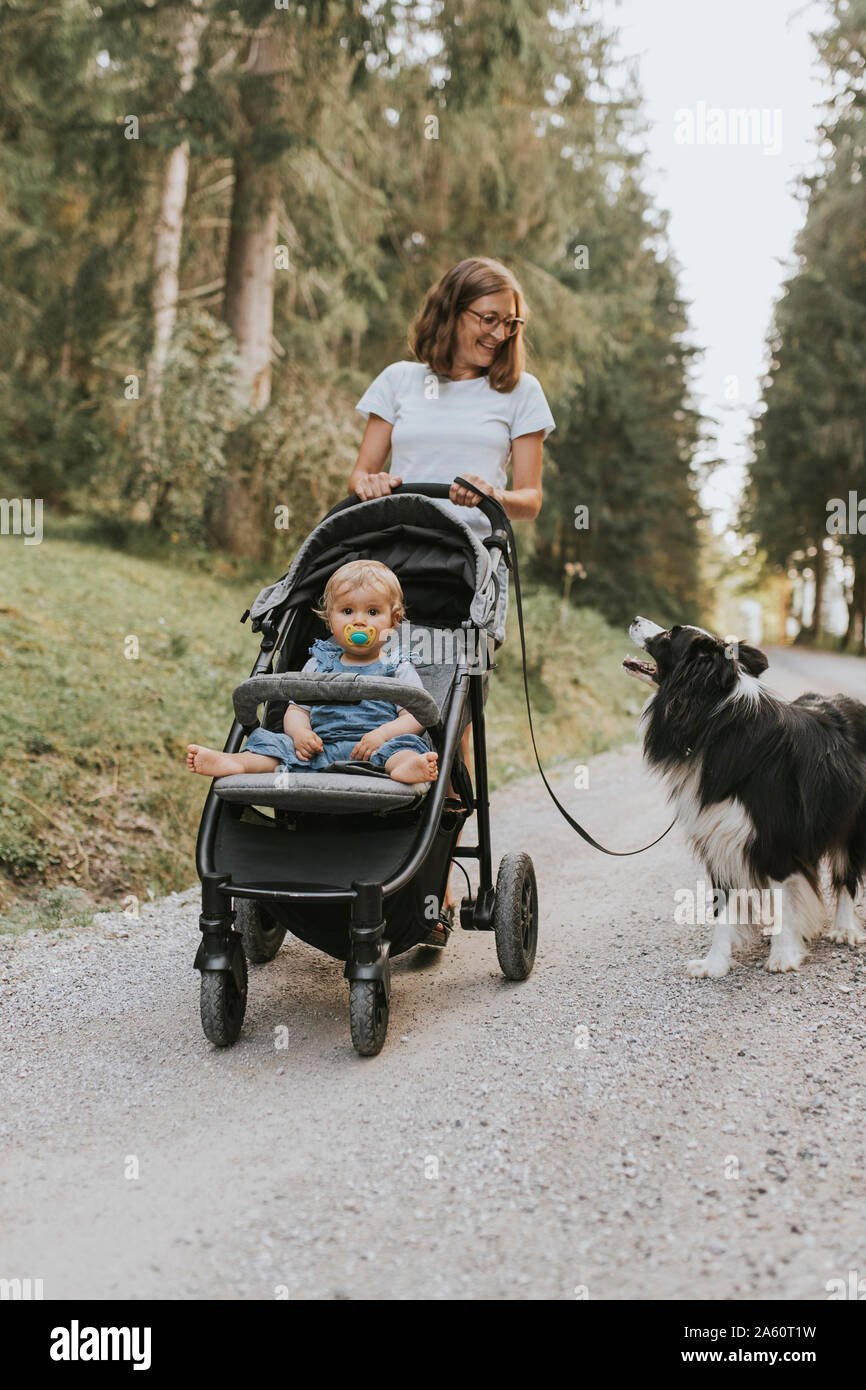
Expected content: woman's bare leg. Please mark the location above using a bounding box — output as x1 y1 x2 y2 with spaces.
442 723 473 912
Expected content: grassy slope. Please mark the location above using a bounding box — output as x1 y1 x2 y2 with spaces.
1 538 256 924
0 538 644 929
486 587 643 786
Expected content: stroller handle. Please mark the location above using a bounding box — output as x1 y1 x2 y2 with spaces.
330 478 509 541
389 480 507 533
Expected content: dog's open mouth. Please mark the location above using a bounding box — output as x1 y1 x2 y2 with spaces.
622 656 658 684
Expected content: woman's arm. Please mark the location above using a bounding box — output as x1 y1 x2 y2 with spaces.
449 429 544 521
347 414 403 500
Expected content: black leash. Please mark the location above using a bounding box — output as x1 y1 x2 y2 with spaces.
458 479 677 857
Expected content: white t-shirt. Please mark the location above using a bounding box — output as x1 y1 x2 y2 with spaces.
355 361 556 538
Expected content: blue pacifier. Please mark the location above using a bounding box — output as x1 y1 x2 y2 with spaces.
344 624 377 648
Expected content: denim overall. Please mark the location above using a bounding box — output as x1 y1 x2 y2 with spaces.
242 637 429 773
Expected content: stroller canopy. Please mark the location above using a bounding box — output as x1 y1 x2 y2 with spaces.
249 494 499 636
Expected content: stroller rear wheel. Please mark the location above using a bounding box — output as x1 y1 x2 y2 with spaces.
235 897 287 963
200 954 248 1046
493 852 538 981
348 979 389 1057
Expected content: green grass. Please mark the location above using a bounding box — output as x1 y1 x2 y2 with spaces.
1 536 261 929
0 536 644 931
488 586 643 785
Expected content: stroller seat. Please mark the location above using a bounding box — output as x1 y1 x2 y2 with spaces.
212 625 472 816
213 769 429 814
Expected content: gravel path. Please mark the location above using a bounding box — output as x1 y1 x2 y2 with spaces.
1 646 865 1300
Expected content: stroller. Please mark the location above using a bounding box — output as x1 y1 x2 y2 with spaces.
193 481 539 1056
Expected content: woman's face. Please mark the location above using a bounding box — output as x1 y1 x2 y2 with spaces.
453 289 517 375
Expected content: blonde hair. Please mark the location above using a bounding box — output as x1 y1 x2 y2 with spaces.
409 256 527 392
313 560 406 628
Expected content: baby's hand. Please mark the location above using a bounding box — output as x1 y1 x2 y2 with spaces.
294 730 324 761
350 730 387 761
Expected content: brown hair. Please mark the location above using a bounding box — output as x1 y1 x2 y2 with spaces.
409 256 526 393
313 560 406 627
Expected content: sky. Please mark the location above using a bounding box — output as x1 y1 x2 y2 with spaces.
596 0 833 536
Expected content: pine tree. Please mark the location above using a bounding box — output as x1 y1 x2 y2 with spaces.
742 0 866 647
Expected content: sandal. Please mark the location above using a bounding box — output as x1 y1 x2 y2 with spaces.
421 902 455 948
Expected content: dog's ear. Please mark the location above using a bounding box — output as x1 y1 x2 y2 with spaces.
714 644 738 691
690 634 737 692
737 643 768 677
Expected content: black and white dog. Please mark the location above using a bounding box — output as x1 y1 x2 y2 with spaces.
623 617 866 976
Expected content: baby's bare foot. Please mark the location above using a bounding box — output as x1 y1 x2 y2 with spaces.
186 744 247 778
388 751 439 785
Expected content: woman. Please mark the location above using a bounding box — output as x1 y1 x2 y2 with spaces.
348 256 556 931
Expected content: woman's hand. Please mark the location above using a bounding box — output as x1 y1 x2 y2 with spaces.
449 474 503 509
354 472 402 502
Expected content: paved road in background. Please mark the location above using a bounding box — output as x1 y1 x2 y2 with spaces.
763 643 866 703
1 644 864 1299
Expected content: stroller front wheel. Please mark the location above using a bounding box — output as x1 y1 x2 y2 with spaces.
200 956 248 1046
348 979 389 1057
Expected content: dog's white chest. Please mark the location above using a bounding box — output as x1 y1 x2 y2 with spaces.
665 763 756 885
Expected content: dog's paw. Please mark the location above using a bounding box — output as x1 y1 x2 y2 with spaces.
687 955 730 979
824 924 866 947
765 949 804 973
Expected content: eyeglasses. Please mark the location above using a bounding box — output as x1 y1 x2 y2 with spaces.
463 308 525 338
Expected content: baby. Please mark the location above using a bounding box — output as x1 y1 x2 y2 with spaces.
187 559 438 786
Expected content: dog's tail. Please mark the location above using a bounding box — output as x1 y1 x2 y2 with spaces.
833 696 866 760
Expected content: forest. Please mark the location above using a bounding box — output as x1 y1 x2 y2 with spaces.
742 0 866 650
1 0 706 629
